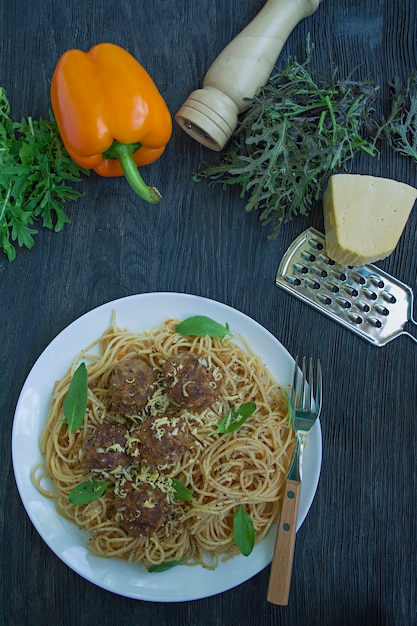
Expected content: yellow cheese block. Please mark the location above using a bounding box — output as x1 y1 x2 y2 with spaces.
323 174 417 266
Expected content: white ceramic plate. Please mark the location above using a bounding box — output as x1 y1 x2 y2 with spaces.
12 292 321 602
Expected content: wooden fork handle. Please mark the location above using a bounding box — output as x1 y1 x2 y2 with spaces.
267 479 301 605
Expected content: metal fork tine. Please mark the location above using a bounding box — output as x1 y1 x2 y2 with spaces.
301 356 309 412
291 356 299 408
309 357 314 411
292 356 322 416
315 359 323 415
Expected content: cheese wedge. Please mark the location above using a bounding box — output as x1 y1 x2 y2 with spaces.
323 174 417 266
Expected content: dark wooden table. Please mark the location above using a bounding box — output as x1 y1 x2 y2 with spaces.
2 1 417 624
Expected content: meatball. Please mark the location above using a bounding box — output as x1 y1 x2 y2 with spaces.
162 352 221 411
83 423 131 471
110 358 156 416
128 415 193 466
115 482 170 536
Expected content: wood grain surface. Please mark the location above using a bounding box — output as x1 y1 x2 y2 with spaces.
1 1 417 625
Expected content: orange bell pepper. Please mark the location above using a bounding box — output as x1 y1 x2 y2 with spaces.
50 43 172 203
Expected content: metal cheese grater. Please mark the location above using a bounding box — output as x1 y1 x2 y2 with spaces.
275 227 417 346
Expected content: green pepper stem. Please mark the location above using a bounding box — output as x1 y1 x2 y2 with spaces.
109 142 162 204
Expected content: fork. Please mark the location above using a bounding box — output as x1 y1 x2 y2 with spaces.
267 356 323 605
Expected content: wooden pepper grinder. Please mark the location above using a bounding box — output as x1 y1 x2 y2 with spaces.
176 0 324 150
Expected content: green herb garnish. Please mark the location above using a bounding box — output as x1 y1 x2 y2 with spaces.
171 478 195 502
0 87 88 261
213 402 256 434
194 38 381 238
62 362 88 433
69 479 108 505
175 315 231 338
148 556 188 572
233 505 255 556
380 73 417 162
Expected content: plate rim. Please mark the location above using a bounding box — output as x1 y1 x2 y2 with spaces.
12 291 322 602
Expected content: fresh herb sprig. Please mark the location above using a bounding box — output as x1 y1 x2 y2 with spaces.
62 362 88 433
0 88 88 261
194 40 381 238
212 402 257 434
379 73 417 162
175 316 231 338
148 557 188 572
171 478 195 502
233 505 255 556
69 479 108 505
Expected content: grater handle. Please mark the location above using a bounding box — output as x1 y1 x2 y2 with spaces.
401 332 417 344
401 314 417 344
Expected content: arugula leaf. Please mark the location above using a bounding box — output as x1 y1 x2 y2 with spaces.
171 478 195 502
69 479 108 505
380 73 417 162
62 362 88 433
148 556 188 572
213 402 256 434
175 316 231 338
193 38 382 239
0 87 88 261
233 505 255 556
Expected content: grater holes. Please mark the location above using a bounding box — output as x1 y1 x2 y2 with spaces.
331 270 347 281
336 297 351 309
374 304 389 316
309 239 324 251
343 285 359 297
324 281 339 293
366 316 383 329
276 228 414 346
381 290 396 304
354 300 371 313
350 272 366 285
301 251 316 262
311 266 328 278
347 312 363 325
294 262 309 274
285 275 302 287
318 254 336 266
369 275 384 288
304 278 320 290
316 293 332 306
362 287 378 300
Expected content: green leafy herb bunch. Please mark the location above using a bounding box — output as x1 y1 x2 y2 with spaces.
0 88 88 261
194 40 382 238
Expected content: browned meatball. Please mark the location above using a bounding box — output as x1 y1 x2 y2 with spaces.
162 352 221 411
115 482 170 536
83 423 131 471
110 358 157 416
128 415 193 466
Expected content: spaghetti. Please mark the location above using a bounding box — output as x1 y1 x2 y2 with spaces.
33 317 295 570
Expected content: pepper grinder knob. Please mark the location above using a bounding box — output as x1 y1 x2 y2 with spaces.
176 0 323 150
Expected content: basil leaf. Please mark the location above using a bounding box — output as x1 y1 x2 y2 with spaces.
233 505 255 556
63 362 88 433
69 479 108 505
213 402 256 434
171 478 195 502
148 556 188 572
175 316 231 338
